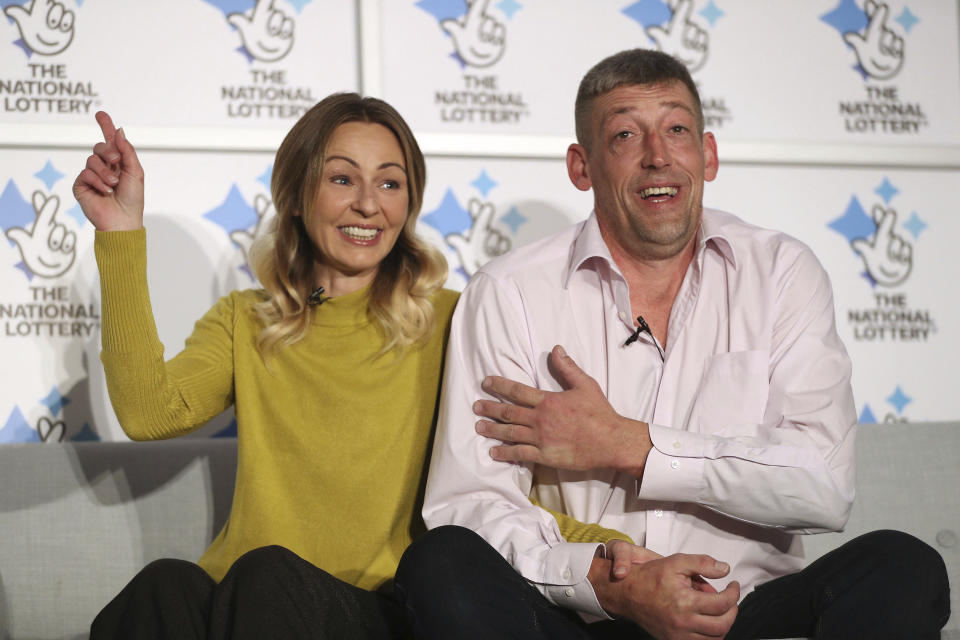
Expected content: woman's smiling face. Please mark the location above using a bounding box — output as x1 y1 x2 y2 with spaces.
300 121 409 292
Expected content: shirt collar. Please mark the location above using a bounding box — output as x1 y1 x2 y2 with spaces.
563 208 739 289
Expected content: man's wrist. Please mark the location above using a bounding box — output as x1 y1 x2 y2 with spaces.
610 417 652 478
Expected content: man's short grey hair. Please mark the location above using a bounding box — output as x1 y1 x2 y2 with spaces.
574 48 703 148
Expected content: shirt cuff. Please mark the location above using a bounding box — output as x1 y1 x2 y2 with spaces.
536 542 612 620
639 424 706 503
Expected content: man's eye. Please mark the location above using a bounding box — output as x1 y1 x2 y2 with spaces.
615 130 632 140
670 125 688 133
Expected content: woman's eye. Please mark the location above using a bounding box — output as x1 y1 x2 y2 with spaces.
382 180 401 190
332 176 350 185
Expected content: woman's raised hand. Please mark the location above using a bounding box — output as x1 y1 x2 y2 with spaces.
72 111 145 231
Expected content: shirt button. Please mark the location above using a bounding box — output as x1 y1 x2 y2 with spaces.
618 312 627 322
655 509 663 518
562 568 572 580
670 460 680 469
673 441 682 449
564 587 576 597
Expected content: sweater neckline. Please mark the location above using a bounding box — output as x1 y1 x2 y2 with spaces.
310 284 371 327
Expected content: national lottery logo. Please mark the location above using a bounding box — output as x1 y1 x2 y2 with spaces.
820 0 918 81
858 384 913 424
201 165 276 280
418 0 520 69
622 0 731 128
622 0 725 74
3 0 77 58
828 177 935 344
1 161 84 281
420 170 526 280
828 176 925 289
203 0 302 64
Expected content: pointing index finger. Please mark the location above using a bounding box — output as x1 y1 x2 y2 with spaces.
95 110 117 144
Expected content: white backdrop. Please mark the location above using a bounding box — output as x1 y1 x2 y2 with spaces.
1 0 958 443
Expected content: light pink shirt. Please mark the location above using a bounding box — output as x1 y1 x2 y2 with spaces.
423 209 858 618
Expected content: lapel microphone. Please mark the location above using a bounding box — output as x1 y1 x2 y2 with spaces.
624 315 651 347
307 287 328 306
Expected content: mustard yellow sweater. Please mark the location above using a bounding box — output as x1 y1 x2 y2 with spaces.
95 229 459 589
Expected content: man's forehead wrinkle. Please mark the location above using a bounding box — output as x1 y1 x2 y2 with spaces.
600 100 695 125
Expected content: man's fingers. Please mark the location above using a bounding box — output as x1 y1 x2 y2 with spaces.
693 554 731 580
692 581 739 616
548 345 593 391
474 392 538 427
488 443 540 464
475 417 537 444
480 375 545 407
95 110 116 144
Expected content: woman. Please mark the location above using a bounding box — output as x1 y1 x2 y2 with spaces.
73 93 458 639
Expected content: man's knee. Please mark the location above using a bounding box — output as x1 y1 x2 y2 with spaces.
851 530 949 621
398 525 494 582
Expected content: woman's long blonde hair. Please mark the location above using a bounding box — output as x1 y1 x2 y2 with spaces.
249 93 447 359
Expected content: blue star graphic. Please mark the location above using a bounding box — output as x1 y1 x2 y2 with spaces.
201 0 260 16
500 205 527 233
853 62 869 80
416 0 465 22
0 406 40 443
237 45 255 64
470 170 498 197
12 38 32 58
903 211 927 239
0 179 35 239
886 385 912 414
71 423 101 442
203 184 257 234
496 0 522 20
455 265 470 281
858 404 877 424
827 195 875 243
860 269 877 288
895 6 918 33
257 165 273 191
40 386 70 417
286 0 312 12
422 188 470 236
699 0 724 27
873 177 898 204
450 50 468 69
15 262 34 281
622 0 671 29
65 202 87 227
820 0 867 36
34 161 64 190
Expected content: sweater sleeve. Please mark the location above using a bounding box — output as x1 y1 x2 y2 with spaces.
95 229 236 440
533 500 634 546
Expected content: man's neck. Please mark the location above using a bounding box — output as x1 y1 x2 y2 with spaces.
603 230 698 347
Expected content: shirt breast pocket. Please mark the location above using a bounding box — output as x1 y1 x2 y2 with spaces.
697 350 769 431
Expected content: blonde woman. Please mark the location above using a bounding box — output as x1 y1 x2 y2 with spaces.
73 93 458 639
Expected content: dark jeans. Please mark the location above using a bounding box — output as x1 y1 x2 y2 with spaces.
396 526 950 640
90 545 411 640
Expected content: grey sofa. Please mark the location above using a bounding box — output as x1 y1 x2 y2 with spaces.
1 423 957 639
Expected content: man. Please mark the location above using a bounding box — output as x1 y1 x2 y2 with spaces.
397 49 949 639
